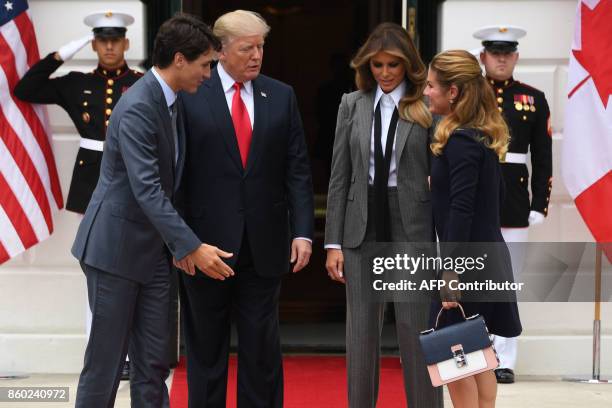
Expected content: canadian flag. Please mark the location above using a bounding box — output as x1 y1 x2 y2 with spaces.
562 0 612 252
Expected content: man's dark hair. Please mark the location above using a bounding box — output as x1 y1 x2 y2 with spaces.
153 13 221 69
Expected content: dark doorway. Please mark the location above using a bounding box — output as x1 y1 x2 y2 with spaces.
179 0 443 323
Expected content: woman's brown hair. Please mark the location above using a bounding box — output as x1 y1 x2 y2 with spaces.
429 49 509 159
351 22 431 128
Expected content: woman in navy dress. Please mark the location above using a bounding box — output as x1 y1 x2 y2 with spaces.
423 50 522 407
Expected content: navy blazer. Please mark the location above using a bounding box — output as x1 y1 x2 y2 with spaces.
431 128 505 243
179 68 314 277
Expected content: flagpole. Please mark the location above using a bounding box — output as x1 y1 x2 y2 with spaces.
564 243 611 384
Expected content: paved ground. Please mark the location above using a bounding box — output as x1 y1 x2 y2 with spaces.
1 372 611 407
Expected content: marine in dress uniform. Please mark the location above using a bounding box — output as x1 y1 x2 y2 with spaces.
14 11 142 214
14 11 141 381
474 25 553 384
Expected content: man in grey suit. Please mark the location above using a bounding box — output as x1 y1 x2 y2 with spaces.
71 14 228 407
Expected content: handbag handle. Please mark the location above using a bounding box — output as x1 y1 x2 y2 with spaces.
434 303 466 330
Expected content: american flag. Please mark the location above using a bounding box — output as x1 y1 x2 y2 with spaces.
0 0 63 264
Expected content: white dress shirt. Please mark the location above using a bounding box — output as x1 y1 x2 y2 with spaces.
151 67 178 164
217 63 311 245
217 63 255 128
326 81 406 250
369 81 405 186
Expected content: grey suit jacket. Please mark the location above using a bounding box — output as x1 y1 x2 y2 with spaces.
71 70 201 283
324 90 435 248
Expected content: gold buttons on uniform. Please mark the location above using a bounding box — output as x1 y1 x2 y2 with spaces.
107 88 113 95
106 98 113 104
116 69 121 76
497 97 503 103
102 70 108 75
498 107 503 112
520 177 524 182
107 79 114 86
79 160 84 166
105 108 112 115
497 88 503 94
82 112 90 123
523 115 527 120
82 101 88 107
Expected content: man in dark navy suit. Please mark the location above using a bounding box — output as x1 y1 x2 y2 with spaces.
179 9 314 408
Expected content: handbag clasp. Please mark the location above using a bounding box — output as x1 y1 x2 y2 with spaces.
451 344 467 368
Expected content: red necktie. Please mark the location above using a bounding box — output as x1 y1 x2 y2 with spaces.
231 82 252 167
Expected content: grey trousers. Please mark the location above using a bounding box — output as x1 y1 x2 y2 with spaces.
75 251 171 408
343 188 443 408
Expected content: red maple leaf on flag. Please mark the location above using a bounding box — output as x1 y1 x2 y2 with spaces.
572 0 612 108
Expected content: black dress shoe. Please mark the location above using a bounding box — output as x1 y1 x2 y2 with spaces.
495 368 515 384
120 361 130 381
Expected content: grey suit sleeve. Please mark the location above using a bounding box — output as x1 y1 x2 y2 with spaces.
117 105 201 260
324 93 351 246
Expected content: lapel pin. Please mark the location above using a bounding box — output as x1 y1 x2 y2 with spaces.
261 91 267 98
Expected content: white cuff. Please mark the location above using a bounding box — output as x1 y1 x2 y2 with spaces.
294 237 312 244
325 244 342 250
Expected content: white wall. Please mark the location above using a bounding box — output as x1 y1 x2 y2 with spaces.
0 0 145 374
440 0 611 376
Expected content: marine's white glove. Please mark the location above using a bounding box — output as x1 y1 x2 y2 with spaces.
57 34 94 61
528 210 545 226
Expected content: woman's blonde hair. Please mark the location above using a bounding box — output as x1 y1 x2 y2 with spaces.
213 10 270 45
429 49 509 159
351 22 432 129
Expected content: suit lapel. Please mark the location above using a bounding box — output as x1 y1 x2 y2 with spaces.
207 69 244 173
357 92 375 170
147 71 176 179
174 96 186 188
395 118 415 165
245 78 268 176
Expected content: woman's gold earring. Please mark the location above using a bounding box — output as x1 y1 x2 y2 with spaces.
449 99 454 104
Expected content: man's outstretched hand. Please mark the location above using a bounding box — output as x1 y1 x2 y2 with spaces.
175 244 234 280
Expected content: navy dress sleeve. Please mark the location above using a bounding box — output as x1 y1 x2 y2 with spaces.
443 131 483 242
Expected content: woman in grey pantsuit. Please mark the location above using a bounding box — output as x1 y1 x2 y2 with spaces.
324 23 443 408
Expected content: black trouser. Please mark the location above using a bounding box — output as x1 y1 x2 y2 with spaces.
76 253 171 408
180 236 283 408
